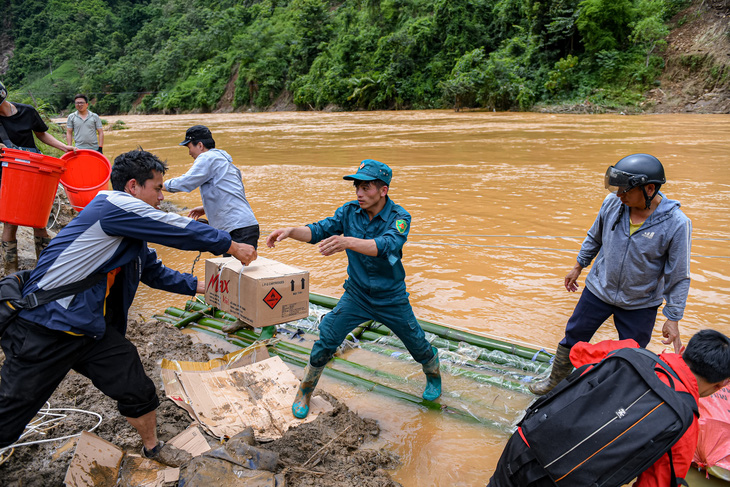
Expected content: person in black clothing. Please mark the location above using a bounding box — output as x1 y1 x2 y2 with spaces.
0 81 74 273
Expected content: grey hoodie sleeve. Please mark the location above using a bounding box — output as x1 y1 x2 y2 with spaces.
576 198 610 268
661 217 692 321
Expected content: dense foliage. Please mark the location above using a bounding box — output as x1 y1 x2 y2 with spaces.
2 0 688 113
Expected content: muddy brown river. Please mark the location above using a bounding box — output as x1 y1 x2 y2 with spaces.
101 111 729 486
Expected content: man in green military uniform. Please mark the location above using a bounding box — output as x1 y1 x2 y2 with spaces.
267 159 441 418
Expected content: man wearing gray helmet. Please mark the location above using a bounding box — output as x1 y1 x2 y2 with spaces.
530 154 692 395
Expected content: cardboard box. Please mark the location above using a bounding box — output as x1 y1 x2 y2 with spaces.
204 256 309 328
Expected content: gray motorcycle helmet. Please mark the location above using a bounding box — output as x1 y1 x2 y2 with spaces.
0 81 7 104
605 153 666 209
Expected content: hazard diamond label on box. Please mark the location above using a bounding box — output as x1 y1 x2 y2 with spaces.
263 288 283 309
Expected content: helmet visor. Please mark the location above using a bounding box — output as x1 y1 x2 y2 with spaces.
604 166 647 195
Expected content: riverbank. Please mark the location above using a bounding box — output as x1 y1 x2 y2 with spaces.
0 316 402 486
0 196 402 486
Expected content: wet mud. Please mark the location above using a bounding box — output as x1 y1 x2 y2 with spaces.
0 318 400 486
0 319 400 486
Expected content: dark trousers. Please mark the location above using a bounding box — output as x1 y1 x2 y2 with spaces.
487 433 555 487
224 224 260 255
309 289 434 368
559 287 659 348
0 318 159 447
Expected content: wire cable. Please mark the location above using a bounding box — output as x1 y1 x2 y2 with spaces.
0 402 103 462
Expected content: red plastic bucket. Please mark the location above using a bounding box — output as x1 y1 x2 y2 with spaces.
60 150 111 211
0 148 66 228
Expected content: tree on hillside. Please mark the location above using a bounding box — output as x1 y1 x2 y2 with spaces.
576 0 635 53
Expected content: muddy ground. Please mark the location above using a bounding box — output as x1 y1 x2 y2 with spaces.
0 319 401 487
0 193 401 487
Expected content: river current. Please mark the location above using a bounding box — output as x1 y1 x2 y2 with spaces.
102 111 729 486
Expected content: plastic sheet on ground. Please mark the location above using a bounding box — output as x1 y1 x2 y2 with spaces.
693 386 730 480
180 456 284 487
162 346 333 441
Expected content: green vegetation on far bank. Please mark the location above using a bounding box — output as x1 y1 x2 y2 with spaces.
3 0 690 114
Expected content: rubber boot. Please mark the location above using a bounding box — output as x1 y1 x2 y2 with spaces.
142 441 192 468
258 326 276 340
529 344 573 396
292 362 325 419
34 236 52 260
2 240 18 275
422 346 442 401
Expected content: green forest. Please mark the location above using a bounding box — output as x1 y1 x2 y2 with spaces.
2 0 688 114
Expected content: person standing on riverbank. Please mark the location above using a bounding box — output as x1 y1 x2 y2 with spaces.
0 149 257 466
0 80 75 274
266 159 441 419
530 153 692 396
65 94 104 152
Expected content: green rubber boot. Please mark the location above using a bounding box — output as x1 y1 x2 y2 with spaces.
422 346 442 401
529 344 573 396
292 362 325 419
258 326 276 340
2 240 18 275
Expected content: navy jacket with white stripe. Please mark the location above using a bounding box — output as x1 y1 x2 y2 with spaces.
19 191 231 338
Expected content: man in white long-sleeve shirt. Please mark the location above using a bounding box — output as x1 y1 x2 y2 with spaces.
164 125 259 249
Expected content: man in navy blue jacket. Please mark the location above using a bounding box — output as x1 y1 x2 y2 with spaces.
0 149 256 465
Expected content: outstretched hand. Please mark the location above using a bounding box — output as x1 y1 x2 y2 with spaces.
318 235 348 256
188 206 206 220
266 226 312 248
266 228 290 248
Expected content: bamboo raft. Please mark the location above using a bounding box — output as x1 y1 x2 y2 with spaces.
155 293 556 431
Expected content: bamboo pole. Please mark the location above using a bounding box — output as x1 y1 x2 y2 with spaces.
185 323 511 431
362 332 549 374
158 309 520 429
360 343 532 394
307 293 552 363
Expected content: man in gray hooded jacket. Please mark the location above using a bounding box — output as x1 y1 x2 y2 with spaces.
530 153 691 395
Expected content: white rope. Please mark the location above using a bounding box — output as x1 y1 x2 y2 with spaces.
45 192 63 230
0 402 103 455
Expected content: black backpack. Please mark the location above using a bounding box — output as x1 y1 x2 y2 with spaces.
519 347 698 487
0 270 105 336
